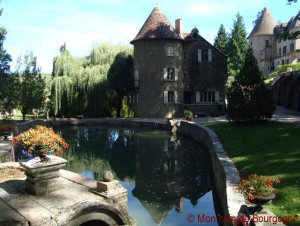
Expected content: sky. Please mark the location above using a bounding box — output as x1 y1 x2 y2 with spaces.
1 0 299 73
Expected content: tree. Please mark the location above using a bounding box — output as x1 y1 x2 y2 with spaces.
214 24 230 55
227 13 249 78
16 52 46 121
107 52 133 117
227 48 275 122
0 8 17 117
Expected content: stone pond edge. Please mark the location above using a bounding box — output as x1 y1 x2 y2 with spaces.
16 118 244 225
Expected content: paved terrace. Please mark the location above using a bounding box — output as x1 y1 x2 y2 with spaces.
0 162 130 226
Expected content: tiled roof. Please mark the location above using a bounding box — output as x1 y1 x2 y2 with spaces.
130 6 182 43
249 7 277 37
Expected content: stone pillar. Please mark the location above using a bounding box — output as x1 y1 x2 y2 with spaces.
95 171 128 218
20 155 67 196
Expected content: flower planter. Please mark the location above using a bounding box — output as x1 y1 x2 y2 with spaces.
20 155 67 196
248 192 276 205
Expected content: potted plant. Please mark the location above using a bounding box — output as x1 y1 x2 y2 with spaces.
238 174 280 205
184 110 193 121
13 125 69 162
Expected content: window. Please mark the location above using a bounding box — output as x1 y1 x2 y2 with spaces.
163 68 178 81
198 49 212 62
183 52 187 59
290 43 295 52
265 40 270 47
283 46 287 54
285 59 289 64
196 91 218 103
279 47 281 56
164 91 178 103
282 59 284 65
183 72 187 78
278 38 281 43
134 70 139 88
166 45 174 57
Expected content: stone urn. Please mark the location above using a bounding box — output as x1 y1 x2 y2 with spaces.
20 155 67 196
248 192 276 206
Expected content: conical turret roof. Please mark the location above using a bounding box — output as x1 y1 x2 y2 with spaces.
287 11 300 28
249 7 277 37
130 6 182 43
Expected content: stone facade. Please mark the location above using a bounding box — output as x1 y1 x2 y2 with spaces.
248 7 300 76
131 6 227 118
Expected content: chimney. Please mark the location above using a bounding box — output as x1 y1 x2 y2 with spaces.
175 18 183 35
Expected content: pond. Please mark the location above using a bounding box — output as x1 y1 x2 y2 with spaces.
29 125 220 226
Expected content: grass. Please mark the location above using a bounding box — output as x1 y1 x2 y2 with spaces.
206 121 300 223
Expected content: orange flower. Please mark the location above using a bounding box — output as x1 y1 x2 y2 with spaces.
13 125 69 157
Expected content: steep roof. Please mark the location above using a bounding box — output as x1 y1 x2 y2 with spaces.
248 7 277 37
130 6 182 43
287 11 300 29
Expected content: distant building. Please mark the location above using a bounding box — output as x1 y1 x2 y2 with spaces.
130 6 227 118
248 7 300 76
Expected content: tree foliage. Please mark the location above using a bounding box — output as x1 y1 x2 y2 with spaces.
227 13 249 78
227 48 275 122
0 8 17 116
287 0 297 4
51 43 133 117
107 52 133 117
16 52 46 121
214 24 230 55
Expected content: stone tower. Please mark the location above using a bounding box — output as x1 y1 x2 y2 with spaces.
248 7 277 76
130 6 184 118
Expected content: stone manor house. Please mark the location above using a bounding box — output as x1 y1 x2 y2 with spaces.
249 7 300 111
248 7 300 76
130 6 227 118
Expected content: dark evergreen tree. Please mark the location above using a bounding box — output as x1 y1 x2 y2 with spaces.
227 48 276 122
107 52 133 117
214 24 229 55
16 52 46 121
227 13 249 78
0 8 17 116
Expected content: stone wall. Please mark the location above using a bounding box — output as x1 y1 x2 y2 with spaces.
272 71 300 111
176 121 245 225
133 39 184 118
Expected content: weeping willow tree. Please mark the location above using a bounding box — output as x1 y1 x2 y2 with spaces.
51 43 133 117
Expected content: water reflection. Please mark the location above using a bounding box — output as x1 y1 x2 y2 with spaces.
55 126 217 226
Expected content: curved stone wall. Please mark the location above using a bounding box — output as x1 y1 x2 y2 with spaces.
176 121 245 224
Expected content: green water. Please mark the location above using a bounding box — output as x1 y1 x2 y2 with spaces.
57 125 218 226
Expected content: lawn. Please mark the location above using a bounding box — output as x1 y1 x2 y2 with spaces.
206 121 300 223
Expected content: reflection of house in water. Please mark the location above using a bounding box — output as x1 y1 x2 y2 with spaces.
133 136 212 224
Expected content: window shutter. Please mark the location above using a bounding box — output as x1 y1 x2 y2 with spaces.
198 49 202 62
196 91 200 103
174 91 178 103
174 69 179 81
164 91 168 103
208 49 212 62
215 91 219 103
163 68 168 80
